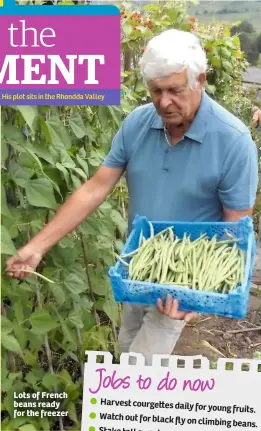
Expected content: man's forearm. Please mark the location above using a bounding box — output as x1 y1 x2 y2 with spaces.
223 207 253 222
28 178 109 255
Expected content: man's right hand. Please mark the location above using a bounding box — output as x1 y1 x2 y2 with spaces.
6 245 43 280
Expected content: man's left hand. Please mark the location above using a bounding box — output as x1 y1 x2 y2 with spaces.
157 295 198 323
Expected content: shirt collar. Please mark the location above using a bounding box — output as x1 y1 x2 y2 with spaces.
150 90 211 144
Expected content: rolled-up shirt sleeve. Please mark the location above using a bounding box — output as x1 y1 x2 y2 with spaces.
218 132 259 210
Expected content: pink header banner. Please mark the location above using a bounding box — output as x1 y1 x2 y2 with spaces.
0 15 121 105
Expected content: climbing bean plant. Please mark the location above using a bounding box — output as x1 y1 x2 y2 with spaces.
1 104 129 431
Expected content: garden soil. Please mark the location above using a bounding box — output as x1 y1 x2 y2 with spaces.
173 247 261 360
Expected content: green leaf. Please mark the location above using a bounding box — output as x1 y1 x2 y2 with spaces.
2 218 18 243
135 81 146 93
4 124 26 148
79 296 93 311
253 351 261 360
23 350 38 366
114 239 124 252
42 372 59 390
108 106 122 128
222 60 233 72
89 270 109 296
2 376 14 392
98 201 112 214
19 425 37 431
69 111 86 138
76 154 89 177
57 368 73 385
1 185 13 219
2 418 28 431
13 324 28 350
2 381 25 416
122 23 133 36
1 140 9 163
205 83 216 95
25 371 38 385
46 116 71 149
102 298 120 325
25 178 57 210
9 372 23 380
50 244 81 267
1 225 17 255
71 173 82 189
41 170 61 194
31 144 55 165
14 301 25 324
64 273 87 294
1 334 22 353
210 56 221 68
1 316 14 335
29 309 58 335
60 149 76 168
82 311 96 330
9 162 34 187
49 283 66 305
111 209 127 236
67 402 78 423
96 235 113 249
19 144 61 197
56 163 70 188
98 106 108 128
15 106 38 130
17 282 33 293
88 148 104 167
72 167 87 179
221 47 232 58
68 309 84 329
61 323 78 348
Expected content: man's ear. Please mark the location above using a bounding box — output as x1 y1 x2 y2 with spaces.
198 73 206 88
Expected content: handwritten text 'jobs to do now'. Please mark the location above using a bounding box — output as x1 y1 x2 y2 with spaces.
88 368 216 395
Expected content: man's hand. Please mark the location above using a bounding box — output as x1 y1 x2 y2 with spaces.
252 107 261 127
6 245 43 280
157 295 198 323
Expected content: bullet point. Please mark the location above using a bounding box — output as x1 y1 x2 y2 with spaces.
90 412 96 419
90 398 97 405
89 427 95 431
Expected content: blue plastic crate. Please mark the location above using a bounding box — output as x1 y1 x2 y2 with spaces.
108 215 256 319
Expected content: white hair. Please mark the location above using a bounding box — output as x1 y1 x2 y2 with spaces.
139 29 208 88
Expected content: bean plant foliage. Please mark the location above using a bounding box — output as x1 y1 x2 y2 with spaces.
1 2 259 430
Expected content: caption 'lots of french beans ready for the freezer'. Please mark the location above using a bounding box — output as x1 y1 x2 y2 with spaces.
115 223 246 294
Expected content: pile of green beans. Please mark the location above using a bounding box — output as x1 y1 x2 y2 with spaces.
115 224 245 294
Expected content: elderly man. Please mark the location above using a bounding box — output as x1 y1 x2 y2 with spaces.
7 29 259 365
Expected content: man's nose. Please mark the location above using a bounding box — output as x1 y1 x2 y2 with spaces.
159 93 173 110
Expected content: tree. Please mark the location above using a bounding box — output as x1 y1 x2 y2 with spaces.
231 19 255 36
239 32 253 52
235 32 260 66
256 33 261 53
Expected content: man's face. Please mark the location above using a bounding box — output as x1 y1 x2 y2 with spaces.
148 71 204 126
